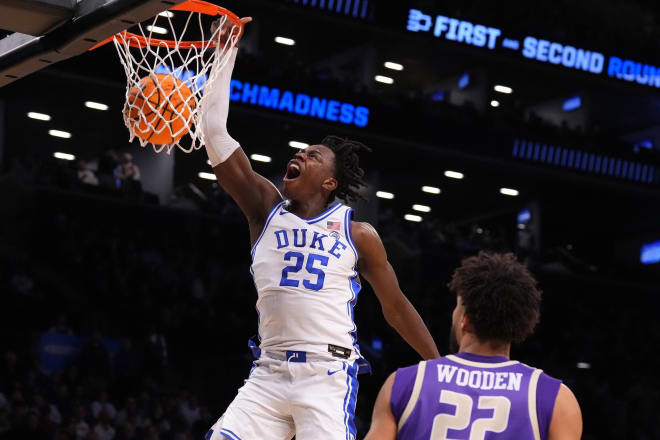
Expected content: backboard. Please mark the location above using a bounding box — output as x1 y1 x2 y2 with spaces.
0 0 187 87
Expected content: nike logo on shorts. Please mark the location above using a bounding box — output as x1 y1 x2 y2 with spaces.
327 369 342 376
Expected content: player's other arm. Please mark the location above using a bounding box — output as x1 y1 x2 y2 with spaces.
364 373 397 440
548 384 583 440
353 222 440 360
201 18 281 230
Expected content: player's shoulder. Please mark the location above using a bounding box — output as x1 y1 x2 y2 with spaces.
350 221 381 248
515 359 560 378
389 361 428 421
393 358 442 388
350 220 379 237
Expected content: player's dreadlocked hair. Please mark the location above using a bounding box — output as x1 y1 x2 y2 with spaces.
321 135 371 204
448 252 542 344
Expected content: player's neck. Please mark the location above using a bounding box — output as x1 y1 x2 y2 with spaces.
288 197 333 219
459 337 511 359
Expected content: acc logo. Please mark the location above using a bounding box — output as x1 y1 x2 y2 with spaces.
330 231 340 241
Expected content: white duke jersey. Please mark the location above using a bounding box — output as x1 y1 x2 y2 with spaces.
250 200 362 361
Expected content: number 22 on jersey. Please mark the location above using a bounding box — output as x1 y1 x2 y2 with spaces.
431 390 511 440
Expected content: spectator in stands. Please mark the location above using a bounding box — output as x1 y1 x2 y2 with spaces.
179 393 200 426
91 391 116 421
77 160 99 186
78 332 110 383
49 315 73 336
69 405 90 440
114 153 141 192
116 397 146 430
0 408 10 436
113 339 142 397
97 150 119 188
93 411 115 440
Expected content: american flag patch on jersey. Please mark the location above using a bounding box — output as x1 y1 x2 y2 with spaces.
327 221 341 231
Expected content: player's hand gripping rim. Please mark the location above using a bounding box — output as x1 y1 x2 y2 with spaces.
211 16 252 47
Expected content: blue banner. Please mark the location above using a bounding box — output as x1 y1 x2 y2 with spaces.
406 8 660 89
39 333 120 374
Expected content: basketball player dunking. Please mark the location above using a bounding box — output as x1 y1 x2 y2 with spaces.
364 252 582 440
200 18 440 440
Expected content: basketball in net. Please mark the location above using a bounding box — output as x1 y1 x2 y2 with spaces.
125 73 196 145
91 0 243 154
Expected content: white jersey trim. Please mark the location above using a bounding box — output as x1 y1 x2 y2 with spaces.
397 360 427 431
528 368 543 440
278 201 344 224
344 208 358 262
446 354 519 368
250 201 285 258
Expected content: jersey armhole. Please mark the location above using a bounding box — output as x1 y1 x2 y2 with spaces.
344 207 358 261
396 360 427 431
535 372 562 440
250 201 285 258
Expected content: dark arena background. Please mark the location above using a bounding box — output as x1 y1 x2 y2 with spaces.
1 0 660 439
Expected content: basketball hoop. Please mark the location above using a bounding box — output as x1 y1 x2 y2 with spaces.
92 0 243 154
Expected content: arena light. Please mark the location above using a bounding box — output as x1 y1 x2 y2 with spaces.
289 141 309 149
422 186 441 194
53 152 75 160
494 85 513 94
376 191 394 199
198 172 216 180
250 154 272 163
275 36 295 46
576 362 591 369
384 61 404 71
500 187 519 196
146 25 168 35
49 129 71 139
27 112 51 121
375 75 394 84
85 101 109 111
404 214 422 222
158 10 174 18
444 170 464 179
413 204 431 213
490 100 500 107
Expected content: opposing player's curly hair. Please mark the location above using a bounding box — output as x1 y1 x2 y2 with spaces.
448 252 542 344
321 135 371 204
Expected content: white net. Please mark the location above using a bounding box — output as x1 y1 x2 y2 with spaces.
111 6 241 154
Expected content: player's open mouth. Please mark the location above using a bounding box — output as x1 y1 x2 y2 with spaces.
285 162 301 181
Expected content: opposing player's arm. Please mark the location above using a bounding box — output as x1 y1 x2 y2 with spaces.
201 17 282 231
364 372 397 440
548 384 582 440
353 222 440 360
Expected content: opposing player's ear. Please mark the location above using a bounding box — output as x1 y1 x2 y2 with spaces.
460 314 471 332
322 177 338 193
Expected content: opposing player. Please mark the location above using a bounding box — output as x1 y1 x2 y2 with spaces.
364 252 582 440
200 18 440 440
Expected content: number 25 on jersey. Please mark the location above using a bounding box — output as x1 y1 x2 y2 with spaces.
279 251 328 291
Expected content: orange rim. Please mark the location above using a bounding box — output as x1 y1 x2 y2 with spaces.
90 0 243 50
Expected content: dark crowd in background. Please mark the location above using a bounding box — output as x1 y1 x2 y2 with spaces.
0 155 659 440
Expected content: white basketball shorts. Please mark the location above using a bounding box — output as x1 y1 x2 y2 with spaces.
206 354 359 440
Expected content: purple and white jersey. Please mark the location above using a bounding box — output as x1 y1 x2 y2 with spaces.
390 353 561 440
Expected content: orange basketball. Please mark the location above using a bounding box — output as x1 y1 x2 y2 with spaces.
125 74 196 145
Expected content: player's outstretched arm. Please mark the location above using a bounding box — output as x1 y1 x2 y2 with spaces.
364 373 397 440
201 18 282 237
548 384 583 440
353 222 440 360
